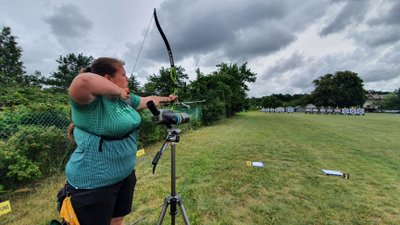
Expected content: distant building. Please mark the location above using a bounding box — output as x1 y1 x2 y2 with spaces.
295 106 305 112
363 93 386 112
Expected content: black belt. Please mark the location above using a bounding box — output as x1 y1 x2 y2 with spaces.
98 132 133 152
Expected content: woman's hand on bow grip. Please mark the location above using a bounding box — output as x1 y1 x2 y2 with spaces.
168 94 178 102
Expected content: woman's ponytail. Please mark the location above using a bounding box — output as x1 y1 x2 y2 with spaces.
68 109 75 145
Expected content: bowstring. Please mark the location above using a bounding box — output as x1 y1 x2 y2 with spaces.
130 14 154 76
129 14 156 166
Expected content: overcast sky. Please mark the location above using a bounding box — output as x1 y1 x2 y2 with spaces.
1 0 399 97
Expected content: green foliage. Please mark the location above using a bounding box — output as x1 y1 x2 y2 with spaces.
0 126 72 186
0 88 69 143
0 86 68 109
0 26 25 86
381 89 400 109
288 94 312 107
143 66 189 96
142 62 256 125
312 70 367 107
137 108 202 148
260 95 282 108
22 70 47 88
255 93 312 108
188 75 227 124
46 53 94 92
17 104 69 129
187 63 256 124
0 94 70 189
212 62 257 116
137 111 166 149
128 74 142 93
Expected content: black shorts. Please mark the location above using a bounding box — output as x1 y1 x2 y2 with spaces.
64 170 137 225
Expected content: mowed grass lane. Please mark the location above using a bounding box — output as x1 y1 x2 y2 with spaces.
1 112 399 225
127 112 400 225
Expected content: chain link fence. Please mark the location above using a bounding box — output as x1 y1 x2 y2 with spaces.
0 105 203 192
0 108 73 195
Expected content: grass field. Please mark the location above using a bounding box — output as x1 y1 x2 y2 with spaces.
1 112 399 225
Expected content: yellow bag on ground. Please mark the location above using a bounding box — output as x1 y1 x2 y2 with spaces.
59 196 80 225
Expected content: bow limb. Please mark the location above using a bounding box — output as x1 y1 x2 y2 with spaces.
153 8 179 98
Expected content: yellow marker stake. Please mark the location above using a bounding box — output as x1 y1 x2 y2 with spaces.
136 148 145 157
0 200 12 216
246 161 252 167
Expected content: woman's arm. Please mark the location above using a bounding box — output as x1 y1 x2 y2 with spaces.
69 73 129 105
136 95 177 111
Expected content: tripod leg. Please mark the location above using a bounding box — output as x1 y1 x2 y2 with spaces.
157 198 170 225
178 201 191 225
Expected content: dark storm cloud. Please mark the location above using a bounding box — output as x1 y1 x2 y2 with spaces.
136 0 330 65
360 1 400 47
6 0 396 96
225 23 296 61
261 52 306 80
358 28 400 47
44 4 93 49
320 0 371 36
356 45 400 83
256 54 330 94
368 1 400 26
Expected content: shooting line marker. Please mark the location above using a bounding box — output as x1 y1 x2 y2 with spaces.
322 169 349 179
246 161 265 168
0 200 12 216
136 148 146 157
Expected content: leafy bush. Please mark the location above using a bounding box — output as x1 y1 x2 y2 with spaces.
0 86 68 109
0 126 73 188
0 103 69 141
138 112 166 149
0 114 19 141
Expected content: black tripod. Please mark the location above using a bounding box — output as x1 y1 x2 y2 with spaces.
152 128 191 225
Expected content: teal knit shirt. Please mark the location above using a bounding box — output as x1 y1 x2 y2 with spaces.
66 94 141 189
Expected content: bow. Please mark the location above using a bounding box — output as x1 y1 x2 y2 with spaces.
153 8 180 106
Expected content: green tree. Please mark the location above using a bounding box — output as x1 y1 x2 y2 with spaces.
334 71 367 107
381 89 400 110
260 96 282 108
248 97 262 108
188 74 228 124
0 26 25 86
312 70 366 107
23 70 46 88
128 74 142 94
187 63 256 123
289 94 312 107
143 66 188 96
311 73 337 106
211 62 257 116
47 53 93 92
